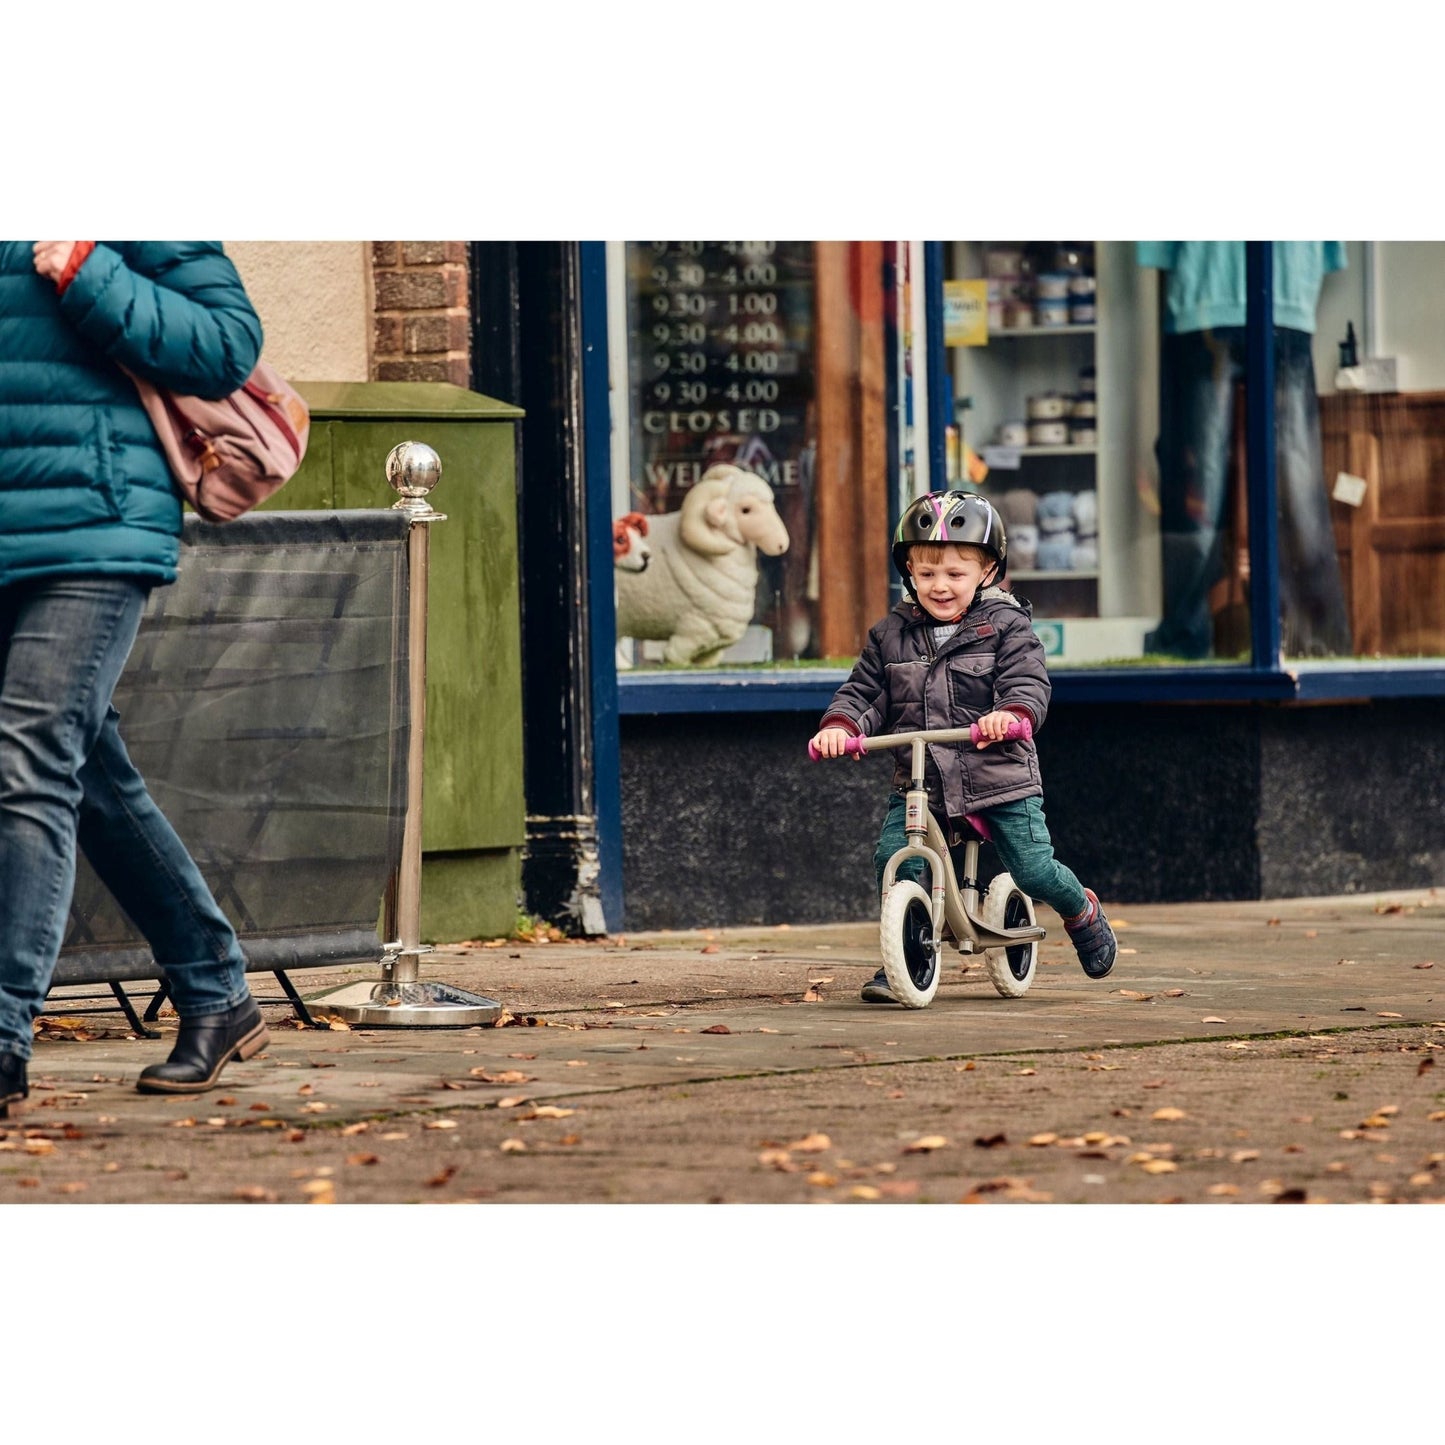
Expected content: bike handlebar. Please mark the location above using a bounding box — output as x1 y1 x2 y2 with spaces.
808 714 1033 760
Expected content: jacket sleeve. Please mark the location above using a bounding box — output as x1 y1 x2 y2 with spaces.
993 610 1051 732
58 242 263 398
819 622 890 737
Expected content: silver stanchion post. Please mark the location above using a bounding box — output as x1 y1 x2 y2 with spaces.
307 441 503 1026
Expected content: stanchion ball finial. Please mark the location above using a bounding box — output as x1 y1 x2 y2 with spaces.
386 441 442 498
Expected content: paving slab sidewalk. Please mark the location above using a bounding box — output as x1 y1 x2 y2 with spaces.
7 887 1443 1203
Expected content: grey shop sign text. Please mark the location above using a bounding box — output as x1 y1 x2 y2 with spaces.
642 409 783 435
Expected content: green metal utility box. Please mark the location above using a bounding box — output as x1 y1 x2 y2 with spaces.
279 382 525 942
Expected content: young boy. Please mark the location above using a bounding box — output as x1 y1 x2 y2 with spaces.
811 489 1116 1003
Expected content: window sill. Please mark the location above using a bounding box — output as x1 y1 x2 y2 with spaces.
614 662 1445 714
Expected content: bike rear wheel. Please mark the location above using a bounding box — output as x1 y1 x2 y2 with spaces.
880 880 941 1008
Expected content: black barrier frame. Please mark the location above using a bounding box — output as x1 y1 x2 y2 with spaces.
47 511 412 1026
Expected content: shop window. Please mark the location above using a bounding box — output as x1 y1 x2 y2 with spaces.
943 240 1445 671
608 242 901 670
1315 242 1445 664
1118 239 1443 669
1138 242 1350 665
944 241 1178 669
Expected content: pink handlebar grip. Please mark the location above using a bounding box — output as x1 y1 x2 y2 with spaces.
971 715 1033 745
808 734 869 761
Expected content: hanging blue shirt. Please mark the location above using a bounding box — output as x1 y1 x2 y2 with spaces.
1136 242 1346 336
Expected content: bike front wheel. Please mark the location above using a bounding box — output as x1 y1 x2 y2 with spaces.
880 880 941 1008
981 873 1038 998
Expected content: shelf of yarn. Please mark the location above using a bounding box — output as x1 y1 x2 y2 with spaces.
994 481 1097 585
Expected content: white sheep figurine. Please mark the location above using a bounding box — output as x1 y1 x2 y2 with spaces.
615 464 790 666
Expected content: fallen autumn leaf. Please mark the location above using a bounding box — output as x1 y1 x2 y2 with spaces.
788 1133 831 1153
903 1136 948 1154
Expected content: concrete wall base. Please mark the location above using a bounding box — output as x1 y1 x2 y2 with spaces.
619 699 1445 930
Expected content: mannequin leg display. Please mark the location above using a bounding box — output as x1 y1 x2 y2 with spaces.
1146 329 1241 660
1275 329 1353 658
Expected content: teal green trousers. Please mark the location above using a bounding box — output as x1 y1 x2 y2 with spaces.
874 792 1088 918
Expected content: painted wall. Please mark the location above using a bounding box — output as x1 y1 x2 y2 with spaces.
225 241 371 382
1315 241 1445 395
1374 242 1445 391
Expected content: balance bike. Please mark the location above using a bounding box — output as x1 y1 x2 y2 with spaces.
809 716 1046 1008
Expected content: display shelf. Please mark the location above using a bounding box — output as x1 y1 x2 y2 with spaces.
948 239 1149 650
991 325 1096 339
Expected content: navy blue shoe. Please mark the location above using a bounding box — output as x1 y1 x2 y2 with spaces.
1065 889 1117 979
860 968 897 1004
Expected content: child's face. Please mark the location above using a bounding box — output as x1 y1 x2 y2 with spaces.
908 545 993 622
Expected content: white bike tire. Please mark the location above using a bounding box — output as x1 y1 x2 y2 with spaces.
981 872 1038 998
880 880 941 1009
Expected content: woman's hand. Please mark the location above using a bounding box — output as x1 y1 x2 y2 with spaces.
972 710 1018 747
33 242 80 282
810 726 857 760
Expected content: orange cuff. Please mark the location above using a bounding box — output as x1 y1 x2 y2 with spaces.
56 242 96 295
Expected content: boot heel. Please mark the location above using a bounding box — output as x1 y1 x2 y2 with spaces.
235 1025 271 1062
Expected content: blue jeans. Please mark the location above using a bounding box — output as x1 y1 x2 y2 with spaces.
874 792 1088 919
1146 326 1352 660
0 577 249 1060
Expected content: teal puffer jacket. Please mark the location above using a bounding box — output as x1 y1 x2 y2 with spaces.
0 241 263 588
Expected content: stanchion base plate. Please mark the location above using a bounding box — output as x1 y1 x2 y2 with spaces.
303 979 504 1028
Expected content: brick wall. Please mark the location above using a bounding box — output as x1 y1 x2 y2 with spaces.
369 242 470 385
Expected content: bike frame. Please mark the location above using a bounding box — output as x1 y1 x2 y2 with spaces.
870 728 1047 953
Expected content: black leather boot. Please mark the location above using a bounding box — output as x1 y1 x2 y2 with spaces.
135 997 270 1095
1 1052 28 1119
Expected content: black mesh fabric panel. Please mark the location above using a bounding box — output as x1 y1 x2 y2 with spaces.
54 510 411 985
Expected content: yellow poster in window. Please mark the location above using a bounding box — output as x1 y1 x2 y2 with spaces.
943 279 988 347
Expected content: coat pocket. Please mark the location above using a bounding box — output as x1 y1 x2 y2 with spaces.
946 650 997 712
93 412 129 521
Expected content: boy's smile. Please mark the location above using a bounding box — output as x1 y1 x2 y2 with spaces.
908 546 992 623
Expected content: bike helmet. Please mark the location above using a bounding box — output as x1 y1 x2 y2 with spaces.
892 489 1008 594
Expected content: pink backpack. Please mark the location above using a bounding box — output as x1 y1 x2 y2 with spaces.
129 361 310 523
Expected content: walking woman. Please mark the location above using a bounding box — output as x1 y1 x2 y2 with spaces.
1 241 269 1116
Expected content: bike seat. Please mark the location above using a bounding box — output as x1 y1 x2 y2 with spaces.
953 813 992 844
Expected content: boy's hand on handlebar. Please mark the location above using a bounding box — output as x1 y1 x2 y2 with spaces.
810 727 858 760
973 710 1019 748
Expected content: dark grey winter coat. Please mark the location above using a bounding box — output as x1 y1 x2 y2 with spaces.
819 586 1051 820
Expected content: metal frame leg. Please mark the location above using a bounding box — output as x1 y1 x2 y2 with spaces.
272 970 323 1029
109 982 162 1039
